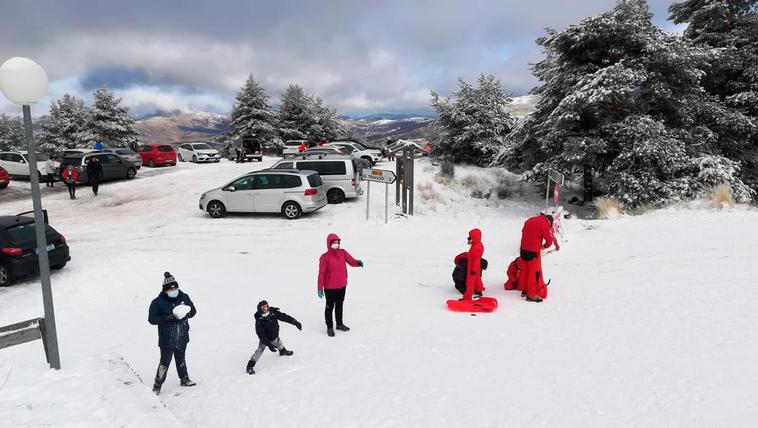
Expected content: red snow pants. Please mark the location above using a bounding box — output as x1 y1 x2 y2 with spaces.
505 256 548 299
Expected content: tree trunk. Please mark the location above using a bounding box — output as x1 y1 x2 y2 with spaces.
583 165 594 202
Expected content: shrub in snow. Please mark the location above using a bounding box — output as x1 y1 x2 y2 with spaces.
594 197 624 219
711 184 736 209
417 182 440 202
461 175 479 189
434 174 452 185
692 155 755 203
495 183 512 200
439 160 455 178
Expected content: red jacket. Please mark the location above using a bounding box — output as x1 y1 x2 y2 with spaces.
61 168 79 183
463 228 484 299
318 233 360 291
520 215 557 253
298 143 306 152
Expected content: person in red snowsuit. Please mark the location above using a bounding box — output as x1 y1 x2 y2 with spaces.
298 142 306 152
462 228 485 300
519 211 559 302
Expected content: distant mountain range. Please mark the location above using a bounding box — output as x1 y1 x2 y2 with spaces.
131 95 538 145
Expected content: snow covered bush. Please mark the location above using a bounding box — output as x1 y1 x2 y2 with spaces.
417 182 440 202
489 169 517 200
711 184 735 209
691 155 755 203
594 197 624 219
461 175 478 189
439 160 455 178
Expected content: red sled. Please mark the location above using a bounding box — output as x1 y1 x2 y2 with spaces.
446 297 499 313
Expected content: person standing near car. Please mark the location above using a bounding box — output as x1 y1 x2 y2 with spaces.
45 156 56 188
61 164 78 199
148 272 197 395
317 233 364 337
86 156 103 196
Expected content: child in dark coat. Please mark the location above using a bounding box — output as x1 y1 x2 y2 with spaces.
246 300 302 375
452 252 488 294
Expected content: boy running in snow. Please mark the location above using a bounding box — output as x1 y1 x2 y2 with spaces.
246 300 301 375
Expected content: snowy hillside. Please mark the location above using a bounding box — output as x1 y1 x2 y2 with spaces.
134 111 229 144
1 159 756 427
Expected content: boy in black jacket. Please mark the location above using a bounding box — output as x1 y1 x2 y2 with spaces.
452 252 488 295
246 300 302 375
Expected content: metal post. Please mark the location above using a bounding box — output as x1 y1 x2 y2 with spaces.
395 157 401 206
366 179 370 220
384 183 388 224
408 148 415 216
401 150 408 214
23 105 60 370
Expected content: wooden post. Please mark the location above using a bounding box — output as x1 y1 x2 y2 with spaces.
409 147 415 215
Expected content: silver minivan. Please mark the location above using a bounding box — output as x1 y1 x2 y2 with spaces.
271 154 363 204
199 169 327 219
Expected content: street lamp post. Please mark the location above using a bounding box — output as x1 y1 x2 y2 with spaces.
0 57 60 369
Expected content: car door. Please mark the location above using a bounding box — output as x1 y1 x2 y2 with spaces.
106 154 127 179
224 175 255 213
252 174 284 213
6 153 26 176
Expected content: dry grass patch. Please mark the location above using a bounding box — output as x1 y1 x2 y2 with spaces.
712 183 735 209
417 182 440 202
594 197 624 219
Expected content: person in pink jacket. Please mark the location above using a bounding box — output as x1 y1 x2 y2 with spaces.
318 233 363 337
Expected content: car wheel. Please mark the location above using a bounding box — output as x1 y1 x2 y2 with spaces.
126 168 136 179
207 201 226 218
282 201 302 219
0 182 7 189
327 188 345 204
0 263 12 286
178 154 184 162
148 159 155 167
192 155 198 163
51 263 66 270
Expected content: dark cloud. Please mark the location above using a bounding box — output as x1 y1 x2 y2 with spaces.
0 0 682 116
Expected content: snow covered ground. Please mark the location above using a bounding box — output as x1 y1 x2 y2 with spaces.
1 158 757 427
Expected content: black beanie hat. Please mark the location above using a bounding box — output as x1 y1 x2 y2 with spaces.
257 300 269 311
162 272 179 291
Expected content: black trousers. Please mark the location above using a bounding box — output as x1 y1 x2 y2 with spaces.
90 178 100 195
47 173 55 187
65 182 76 198
154 346 188 386
324 287 347 328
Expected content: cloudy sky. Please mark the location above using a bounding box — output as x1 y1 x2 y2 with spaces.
0 0 681 118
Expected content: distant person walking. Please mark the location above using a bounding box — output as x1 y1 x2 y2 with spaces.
148 272 197 395
317 233 364 337
385 138 394 161
94 141 103 151
61 164 78 199
45 157 56 188
86 156 103 196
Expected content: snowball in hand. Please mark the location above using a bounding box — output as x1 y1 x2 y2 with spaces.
173 304 191 319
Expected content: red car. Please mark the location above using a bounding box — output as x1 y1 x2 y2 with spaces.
138 144 177 167
0 166 9 189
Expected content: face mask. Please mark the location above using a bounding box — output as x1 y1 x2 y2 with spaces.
167 289 179 298
330 242 340 250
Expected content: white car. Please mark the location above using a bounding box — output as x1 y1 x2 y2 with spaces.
0 151 54 180
327 141 383 165
199 169 327 219
177 143 221 163
283 140 307 158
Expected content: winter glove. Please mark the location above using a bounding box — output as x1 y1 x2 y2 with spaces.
317 290 324 299
295 321 302 331
357 260 364 267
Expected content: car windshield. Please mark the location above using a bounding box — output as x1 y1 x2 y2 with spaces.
5 222 53 245
285 141 303 147
192 143 213 150
115 149 134 155
22 152 49 161
157 145 174 152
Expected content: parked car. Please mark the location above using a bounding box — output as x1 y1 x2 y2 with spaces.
61 148 100 156
0 212 70 286
0 166 9 189
225 138 264 162
283 140 307 158
100 148 143 168
0 151 53 180
58 152 138 183
327 141 383 165
177 142 221 163
199 169 327 219
138 144 177 167
271 154 363 204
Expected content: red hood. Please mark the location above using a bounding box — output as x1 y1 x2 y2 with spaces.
326 233 341 250
468 228 482 245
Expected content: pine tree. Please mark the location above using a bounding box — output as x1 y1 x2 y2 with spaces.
38 93 91 153
0 114 25 151
81 88 139 148
277 85 314 141
311 97 346 141
430 74 514 165
500 0 755 206
226 74 278 146
669 0 758 189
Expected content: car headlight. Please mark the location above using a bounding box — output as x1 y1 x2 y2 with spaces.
200 193 207 200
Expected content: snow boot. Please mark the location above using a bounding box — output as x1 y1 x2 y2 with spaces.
525 296 543 303
335 324 350 332
521 291 527 298
180 378 197 387
473 292 483 298
327 328 335 337
152 383 161 395
279 348 294 356
246 360 256 375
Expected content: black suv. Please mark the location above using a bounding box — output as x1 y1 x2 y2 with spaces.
58 152 138 183
0 212 70 286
